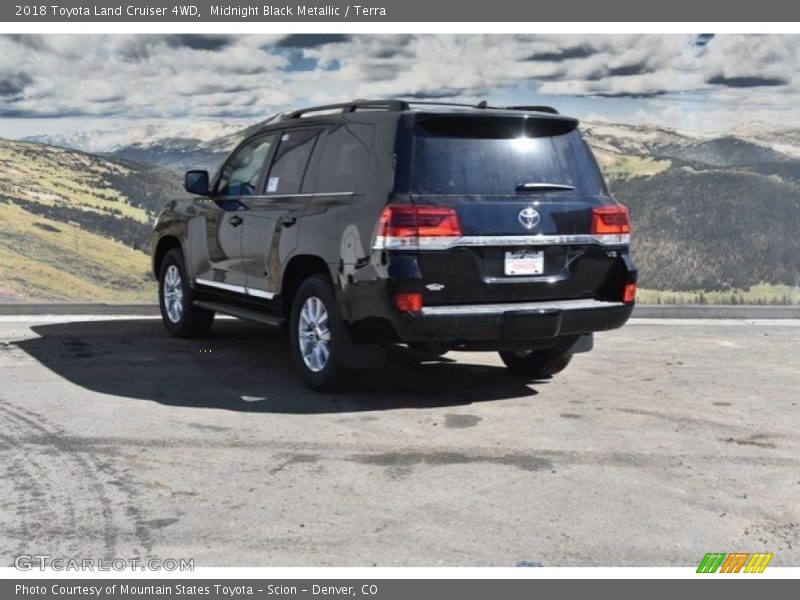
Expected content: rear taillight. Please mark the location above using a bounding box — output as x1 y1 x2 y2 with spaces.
395 292 423 313
623 282 636 303
592 204 631 244
374 204 462 250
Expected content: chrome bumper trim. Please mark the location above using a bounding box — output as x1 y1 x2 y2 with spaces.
375 233 629 250
419 298 625 316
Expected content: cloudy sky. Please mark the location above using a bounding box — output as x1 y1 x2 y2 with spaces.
1 33 800 139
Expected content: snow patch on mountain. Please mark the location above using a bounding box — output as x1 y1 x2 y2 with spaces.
23 120 249 154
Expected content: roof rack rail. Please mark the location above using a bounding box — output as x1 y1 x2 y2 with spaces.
262 111 290 124
281 99 562 121
404 100 559 114
405 101 489 110
286 99 409 119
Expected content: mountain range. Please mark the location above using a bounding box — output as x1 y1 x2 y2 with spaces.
585 122 800 292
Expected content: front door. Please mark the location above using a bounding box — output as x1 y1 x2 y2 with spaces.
189 134 275 296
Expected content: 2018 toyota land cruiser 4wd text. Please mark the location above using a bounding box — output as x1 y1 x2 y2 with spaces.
151 99 637 391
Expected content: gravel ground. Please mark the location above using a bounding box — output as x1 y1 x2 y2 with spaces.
0 316 798 567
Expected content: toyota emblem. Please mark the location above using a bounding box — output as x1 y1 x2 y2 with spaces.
518 207 541 230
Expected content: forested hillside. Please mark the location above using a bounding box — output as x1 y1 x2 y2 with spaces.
0 139 185 301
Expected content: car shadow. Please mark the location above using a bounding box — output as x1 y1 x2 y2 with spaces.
14 319 542 414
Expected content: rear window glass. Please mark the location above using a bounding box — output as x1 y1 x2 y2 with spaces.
410 116 605 196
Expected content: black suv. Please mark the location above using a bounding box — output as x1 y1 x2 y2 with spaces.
151 99 636 390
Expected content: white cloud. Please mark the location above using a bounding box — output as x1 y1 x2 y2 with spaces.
1 34 800 132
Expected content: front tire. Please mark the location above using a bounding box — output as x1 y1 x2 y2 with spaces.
158 248 214 338
289 275 354 392
499 348 573 379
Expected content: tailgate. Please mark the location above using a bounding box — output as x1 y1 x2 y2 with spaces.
411 194 623 305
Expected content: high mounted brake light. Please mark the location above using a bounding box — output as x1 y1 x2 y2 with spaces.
374 204 462 250
591 204 630 245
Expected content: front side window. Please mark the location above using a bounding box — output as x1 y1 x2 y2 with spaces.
264 129 321 195
216 134 275 197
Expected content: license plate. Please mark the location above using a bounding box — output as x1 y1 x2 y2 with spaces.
504 250 544 276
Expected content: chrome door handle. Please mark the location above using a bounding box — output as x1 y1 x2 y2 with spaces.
280 216 297 227
228 215 243 227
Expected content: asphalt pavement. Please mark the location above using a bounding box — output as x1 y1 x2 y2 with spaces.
0 316 798 567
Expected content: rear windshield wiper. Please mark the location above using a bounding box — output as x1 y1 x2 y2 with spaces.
516 182 575 192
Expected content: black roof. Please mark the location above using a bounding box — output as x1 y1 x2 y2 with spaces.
249 99 578 139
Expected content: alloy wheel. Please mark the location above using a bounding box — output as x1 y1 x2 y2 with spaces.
163 264 184 324
298 296 331 372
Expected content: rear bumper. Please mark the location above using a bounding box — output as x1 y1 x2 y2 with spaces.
392 298 634 342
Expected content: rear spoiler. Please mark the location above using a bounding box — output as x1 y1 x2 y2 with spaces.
505 105 560 115
414 112 579 138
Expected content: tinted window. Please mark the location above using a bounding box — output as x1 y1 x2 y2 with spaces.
410 117 604 196
265 129 320 195
217 134 274 197
314 124 373 193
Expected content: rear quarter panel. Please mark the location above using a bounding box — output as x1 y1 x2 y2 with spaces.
292 117 398 302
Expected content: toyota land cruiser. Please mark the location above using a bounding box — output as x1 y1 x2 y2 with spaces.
151 99 637 391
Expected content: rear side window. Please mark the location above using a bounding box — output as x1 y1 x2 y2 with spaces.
314 124 373 193
410 116 605 196
265 129 321 195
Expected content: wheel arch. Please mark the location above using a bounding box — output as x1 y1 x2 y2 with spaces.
152 235 183 278
281 254 334 318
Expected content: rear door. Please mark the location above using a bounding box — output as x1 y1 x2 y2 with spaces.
240 127 322 299
403 114 623 305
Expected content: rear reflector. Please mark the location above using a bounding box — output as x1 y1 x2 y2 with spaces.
592 204 631 245
375 204 462 250
623 282 636 303
395 292 423 313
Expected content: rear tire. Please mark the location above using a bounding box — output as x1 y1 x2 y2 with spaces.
499 348 573 379
289 275 354 392
158 248 214 338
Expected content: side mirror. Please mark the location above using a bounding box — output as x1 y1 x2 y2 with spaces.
184 170 210 195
